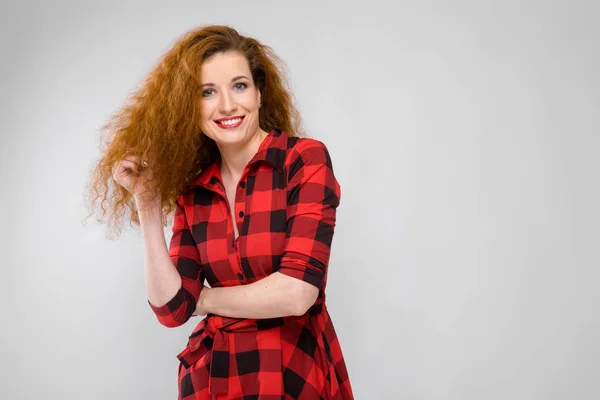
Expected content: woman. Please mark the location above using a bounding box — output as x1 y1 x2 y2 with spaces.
86 25 353 399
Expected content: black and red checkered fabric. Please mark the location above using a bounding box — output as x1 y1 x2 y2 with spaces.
148 129 353 399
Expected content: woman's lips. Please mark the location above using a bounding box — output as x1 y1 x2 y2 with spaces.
214 116 244 129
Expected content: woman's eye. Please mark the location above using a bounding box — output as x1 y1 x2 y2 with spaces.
202 89 214 97
234 82 247 90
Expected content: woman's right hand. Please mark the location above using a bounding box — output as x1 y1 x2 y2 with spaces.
113 153 159 207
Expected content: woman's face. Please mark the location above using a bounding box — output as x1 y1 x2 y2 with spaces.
199 51 262 149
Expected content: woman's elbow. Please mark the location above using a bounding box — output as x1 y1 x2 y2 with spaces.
288 283 319 316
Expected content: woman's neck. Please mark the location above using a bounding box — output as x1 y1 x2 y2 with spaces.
218 128 268 182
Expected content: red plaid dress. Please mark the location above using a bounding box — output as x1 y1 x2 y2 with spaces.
148 129 354 399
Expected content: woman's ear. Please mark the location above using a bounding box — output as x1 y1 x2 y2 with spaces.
257 90 262 108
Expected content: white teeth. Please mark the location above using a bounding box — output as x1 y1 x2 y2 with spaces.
219 118 241 126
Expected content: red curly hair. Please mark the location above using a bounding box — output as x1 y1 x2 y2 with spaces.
84 25 305 238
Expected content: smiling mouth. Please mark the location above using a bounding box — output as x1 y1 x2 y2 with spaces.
214 116 245 128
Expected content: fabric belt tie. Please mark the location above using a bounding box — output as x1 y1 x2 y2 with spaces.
176 311 319 395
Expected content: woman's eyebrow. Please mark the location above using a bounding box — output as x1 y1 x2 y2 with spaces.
201 75 249 87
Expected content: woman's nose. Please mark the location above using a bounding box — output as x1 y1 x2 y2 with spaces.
218 92 237 114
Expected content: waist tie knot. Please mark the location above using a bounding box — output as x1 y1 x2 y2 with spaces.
176 311 319 395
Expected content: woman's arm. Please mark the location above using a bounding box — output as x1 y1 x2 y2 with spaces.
143 196 205 327
139 202 182 307
196 272 318 319
196 139 340 320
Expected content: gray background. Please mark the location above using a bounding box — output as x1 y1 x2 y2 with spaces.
1 1 599 399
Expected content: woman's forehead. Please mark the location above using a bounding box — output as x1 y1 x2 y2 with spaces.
200 51 251 83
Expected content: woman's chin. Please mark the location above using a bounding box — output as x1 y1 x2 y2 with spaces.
212 131 248 147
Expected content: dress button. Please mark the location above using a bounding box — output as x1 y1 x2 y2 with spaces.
237 273 244 280
239 211 244 218
240 181 246 188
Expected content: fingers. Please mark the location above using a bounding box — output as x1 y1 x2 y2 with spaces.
116 160 141 176
122 156 147 169
120 153 150 173
112 152 153 186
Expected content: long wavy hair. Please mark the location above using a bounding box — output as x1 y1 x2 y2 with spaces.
84 25 305 238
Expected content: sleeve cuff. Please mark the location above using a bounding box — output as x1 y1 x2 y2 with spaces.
278 258 325 289
147 286 197 328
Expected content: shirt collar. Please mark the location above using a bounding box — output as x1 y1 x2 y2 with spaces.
182 128 288 193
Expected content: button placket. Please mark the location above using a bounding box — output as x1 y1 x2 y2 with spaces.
237 178 246 222
232 177 248 277
231 178 247 249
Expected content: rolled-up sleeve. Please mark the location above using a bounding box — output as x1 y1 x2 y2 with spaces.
147 195 204 328
278 140 341 289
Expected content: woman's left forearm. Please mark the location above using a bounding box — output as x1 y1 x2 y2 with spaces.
196 272 312 319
